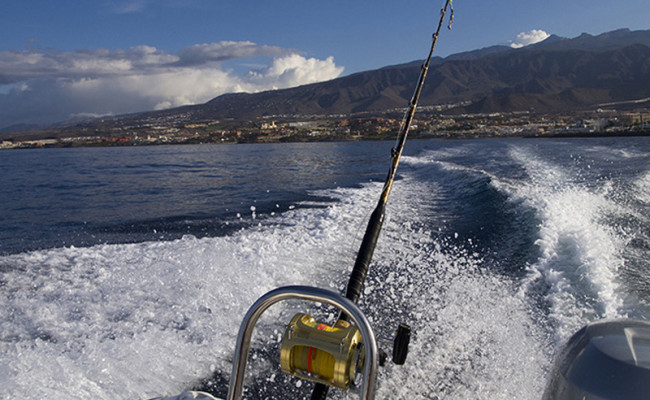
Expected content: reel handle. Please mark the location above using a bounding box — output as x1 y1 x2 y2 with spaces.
392 324 411 365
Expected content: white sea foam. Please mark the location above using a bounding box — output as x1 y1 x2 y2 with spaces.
0 189 364 399
585 145 647 160
506 147 626 343
0 169 550 399
632 170 650 205
363 173 549 400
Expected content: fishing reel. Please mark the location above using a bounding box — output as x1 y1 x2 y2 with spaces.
280 313 411 390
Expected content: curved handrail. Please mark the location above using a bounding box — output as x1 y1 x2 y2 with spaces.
226 286 379 400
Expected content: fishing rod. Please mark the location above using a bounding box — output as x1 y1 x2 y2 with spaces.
345 0 454 305
156 4 456 400
311 1 455 398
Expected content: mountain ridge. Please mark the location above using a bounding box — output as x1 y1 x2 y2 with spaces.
190 28 650 118
3 28 650 135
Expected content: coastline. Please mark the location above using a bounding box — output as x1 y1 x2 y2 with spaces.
0 130 650 150
3 109 649 150
2 127 649 150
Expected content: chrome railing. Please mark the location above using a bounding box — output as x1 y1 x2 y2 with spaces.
226 286 379 400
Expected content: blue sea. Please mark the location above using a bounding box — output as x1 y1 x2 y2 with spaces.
1 137 649 399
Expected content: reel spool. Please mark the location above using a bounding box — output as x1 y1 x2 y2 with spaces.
280 313 364 389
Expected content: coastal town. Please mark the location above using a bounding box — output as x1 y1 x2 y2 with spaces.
1 106 649 150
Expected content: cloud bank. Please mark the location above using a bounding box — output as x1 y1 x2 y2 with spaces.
108 0 198 15
510 29 551 48
0 41 344 130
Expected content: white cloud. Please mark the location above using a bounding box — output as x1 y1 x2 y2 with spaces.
0 46 179 83
108 0 163 14
0 42 345 130
248 54 344 90
108 0 203 14
177 41 291 66
510 29 551 49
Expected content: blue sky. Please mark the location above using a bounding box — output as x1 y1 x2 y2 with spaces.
1 0 648 130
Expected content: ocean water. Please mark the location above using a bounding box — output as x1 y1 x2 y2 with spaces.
0 137 648 399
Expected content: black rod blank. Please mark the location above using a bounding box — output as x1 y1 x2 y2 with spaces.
311 1 454 399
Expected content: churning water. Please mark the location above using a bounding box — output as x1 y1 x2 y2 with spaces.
1 137 648 399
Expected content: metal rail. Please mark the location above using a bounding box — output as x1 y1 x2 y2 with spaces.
226 286 379 400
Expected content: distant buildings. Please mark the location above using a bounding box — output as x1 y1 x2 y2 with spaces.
1 108 648 150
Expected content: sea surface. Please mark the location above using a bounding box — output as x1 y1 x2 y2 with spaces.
1 137 649 399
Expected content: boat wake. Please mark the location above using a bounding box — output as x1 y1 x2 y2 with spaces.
1 138 648 399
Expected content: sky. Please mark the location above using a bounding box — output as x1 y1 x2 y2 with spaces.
1 0 648 131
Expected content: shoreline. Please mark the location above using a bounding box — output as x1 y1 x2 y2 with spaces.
2 129 649 150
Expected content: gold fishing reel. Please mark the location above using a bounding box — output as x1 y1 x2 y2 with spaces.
280 313 364 389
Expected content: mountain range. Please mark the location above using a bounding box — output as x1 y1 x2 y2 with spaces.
142 28 650 123
4 28 650 136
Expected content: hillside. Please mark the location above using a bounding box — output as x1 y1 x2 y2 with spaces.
2 28 650 141
144 28 650 121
